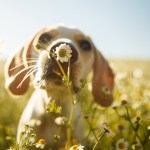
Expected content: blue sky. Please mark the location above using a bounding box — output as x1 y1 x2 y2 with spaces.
0 0 150 59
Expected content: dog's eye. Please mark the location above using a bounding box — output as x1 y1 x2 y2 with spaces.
79 40 91 51
39 33 52 44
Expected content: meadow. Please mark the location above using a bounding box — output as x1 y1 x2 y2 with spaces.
0 59 150 150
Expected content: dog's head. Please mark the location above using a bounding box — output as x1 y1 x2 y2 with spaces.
5 25 114 106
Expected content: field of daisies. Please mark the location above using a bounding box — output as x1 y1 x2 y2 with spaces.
0 59 150 150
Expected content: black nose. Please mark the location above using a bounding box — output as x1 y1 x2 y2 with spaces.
49 41 78 64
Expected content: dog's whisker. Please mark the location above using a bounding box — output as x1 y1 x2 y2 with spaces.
17 67 38 88
24 66 38 77
10 63 24 71
27 52 39 57
43 39 51 45
14 65 36 78
25 60 38 63
10 61 37 71
26 58 38 60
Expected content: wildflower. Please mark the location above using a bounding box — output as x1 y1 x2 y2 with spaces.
5 136 12 141
100 123 115 137
116 138 129 150
118 124 125 132
147 125 150 131
30 119 41 127
84 115 90 119
132 101 141 110
101 86 111 95
112 106 118 110
7 146 13 150
55 116 68 125
120 94 128 101
120 100 130 107
115 72 127 81
133 69 143 79
132 141 142 150
69 144 84 150
22 124 33 134
29 134 36 143
55 43 72 62
54 134 60 141
77 145 85 150
46 100 62 114
36 139 46 149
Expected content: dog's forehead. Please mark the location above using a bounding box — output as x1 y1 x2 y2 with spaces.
56 25 83 36
40 25 85 38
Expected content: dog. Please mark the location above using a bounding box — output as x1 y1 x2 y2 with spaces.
5 25 114 149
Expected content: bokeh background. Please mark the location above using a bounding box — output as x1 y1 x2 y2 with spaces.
0 0 150 59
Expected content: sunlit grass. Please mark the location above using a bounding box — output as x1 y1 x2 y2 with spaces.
0 59 150 149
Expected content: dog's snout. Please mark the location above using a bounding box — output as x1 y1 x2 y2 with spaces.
50 41 78 64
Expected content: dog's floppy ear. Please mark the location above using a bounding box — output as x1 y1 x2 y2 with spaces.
5 37 35 96
4 28 47 96
92 47 114 107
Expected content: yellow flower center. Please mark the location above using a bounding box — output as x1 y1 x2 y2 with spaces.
58 49 67 57
122 100 128 105
70 145 78 150
118 142 125 149
38 139 46 144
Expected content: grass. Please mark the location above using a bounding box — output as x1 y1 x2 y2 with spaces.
0 59 150 149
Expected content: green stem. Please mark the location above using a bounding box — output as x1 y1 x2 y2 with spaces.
86 119 98 142
65 87 76 149
125 107 143 146
92 131 106 150
143 131 150 145
67 59 71 80
52 54 67 78
91 104 98 124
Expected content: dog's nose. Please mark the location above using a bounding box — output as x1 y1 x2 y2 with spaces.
50 41 78 64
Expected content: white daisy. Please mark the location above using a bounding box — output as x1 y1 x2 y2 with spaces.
100 123 115 137
55 116 68 126
30 119 41 127
36 139 46 149
29 134 36 143
69 145 84 150
77 145 85 150
22 124 33 134
101 86 111 95
116 138 129 150
120 100 130 107
55 43 72 62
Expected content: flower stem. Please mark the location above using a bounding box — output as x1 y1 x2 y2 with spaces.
125 107 143 146
92 131 106 150
86 119 98 142
52 54 67 78
56 60 66 77
65 87 76 149
67 59 71 80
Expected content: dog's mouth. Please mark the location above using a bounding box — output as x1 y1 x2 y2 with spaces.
34 62 81 93
45 73 63 85
34 71 80 93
